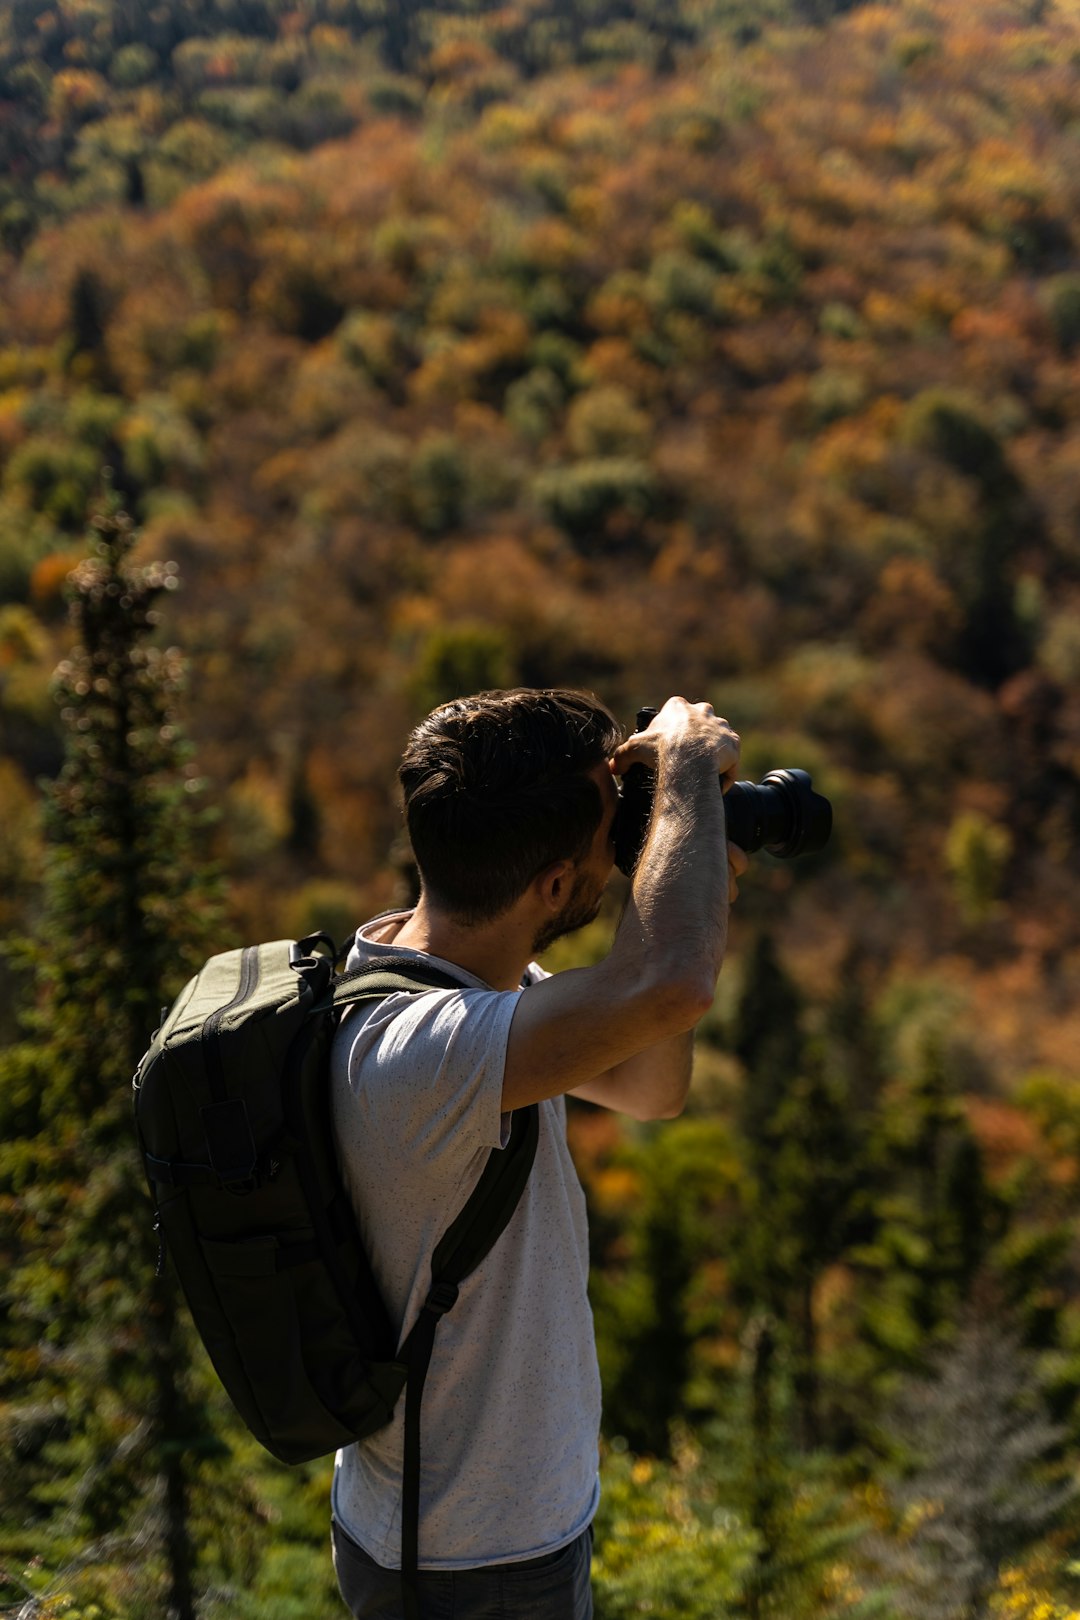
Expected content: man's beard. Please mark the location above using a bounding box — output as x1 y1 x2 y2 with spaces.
531 869 604 956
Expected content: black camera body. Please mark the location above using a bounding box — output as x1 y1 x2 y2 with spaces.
612 707 832 877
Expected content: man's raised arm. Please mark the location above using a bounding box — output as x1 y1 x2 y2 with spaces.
502 698 738 1115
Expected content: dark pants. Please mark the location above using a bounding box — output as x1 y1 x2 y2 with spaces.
331 1519 594 1620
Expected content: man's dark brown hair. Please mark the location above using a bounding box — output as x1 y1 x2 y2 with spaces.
399 688 622 924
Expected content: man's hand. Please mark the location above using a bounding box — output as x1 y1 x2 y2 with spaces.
610 697 741 790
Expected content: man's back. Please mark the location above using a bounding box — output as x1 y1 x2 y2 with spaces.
328 911 601 1572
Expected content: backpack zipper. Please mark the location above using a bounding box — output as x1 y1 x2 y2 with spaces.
203 945 260 1103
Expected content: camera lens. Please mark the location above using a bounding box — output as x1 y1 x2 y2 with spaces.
724 770 832 859
612 708 832 874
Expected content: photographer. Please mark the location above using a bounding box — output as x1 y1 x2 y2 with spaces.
329 688 745 1620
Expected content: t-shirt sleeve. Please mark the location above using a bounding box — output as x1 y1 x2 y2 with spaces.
345 987 518 1173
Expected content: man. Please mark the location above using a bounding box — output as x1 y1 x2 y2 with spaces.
329 688 745 1619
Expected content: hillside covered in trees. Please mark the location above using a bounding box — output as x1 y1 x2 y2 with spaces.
5 0 1080 1615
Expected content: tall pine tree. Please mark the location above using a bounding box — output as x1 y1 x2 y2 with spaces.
732 933 867 1450
0 497 254 1619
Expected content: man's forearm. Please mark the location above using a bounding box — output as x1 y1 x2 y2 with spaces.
612 741 729 1007
570 1027 694 1120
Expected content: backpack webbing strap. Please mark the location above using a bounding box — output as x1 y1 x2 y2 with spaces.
397 1099 540 1620
329 959 469 1012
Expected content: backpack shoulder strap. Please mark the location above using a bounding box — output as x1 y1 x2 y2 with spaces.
329 957 469 1012
398 1102 539 1615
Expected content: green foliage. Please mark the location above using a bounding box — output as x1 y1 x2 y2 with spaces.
4 437 103 530
567 384 649 459
647 250 723 320
944 809 1014 924
338 310 407 390
505 366 565 443
592 1116 748 1453
592 1440 759 1619
409 432 469 535
408 622 517 716
705 1323 876 1620
901 391 1011 492
108 43 158 90
533 456 657 544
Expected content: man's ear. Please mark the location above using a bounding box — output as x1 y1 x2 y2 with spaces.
533 859 574 915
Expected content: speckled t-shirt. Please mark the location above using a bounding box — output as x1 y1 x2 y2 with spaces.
328 911 602 1571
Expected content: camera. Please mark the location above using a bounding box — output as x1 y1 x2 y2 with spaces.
612 706 833 877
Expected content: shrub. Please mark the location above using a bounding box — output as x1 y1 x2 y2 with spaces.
533 457 657 543
118 396 204 490
566 384 649 459
593 1443 758 1620
4 437 101 530
408 623 516 715
195 86 286 138
819 301 867 341
276 80 358 149
901 389 1010 488
280 881 365 949
944 810 1014 925
646 250 720 320
505 366 564 444
109 44 159 90
409 434 468 535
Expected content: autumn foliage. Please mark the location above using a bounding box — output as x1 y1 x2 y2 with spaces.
4 0 1080 1613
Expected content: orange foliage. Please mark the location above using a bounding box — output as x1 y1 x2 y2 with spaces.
963 1097 1042 1186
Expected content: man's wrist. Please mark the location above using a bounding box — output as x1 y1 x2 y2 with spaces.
655 733 726 785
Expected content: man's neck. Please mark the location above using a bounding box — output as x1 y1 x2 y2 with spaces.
388 897 533 992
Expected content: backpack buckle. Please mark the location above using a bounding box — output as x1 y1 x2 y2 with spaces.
424 1281 460 1318
223 1174 259 1197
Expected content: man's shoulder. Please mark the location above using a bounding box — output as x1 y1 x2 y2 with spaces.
334 968 515 1162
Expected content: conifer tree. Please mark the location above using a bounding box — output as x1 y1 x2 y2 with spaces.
705 1316 873 1620
731 935 866 1448
865 1303 1077 1619
856 1027 995 1378
732 931 804 1149
592 1117 746 1456
0 496 253 1619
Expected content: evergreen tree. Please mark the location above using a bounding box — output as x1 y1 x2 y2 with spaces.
65 268 116 392
705 1316 874 1620
0 497 254 1619
855 1028 997 1381
732 931 804 1148
592 1117 747 1455
732 936 866 1449
865 1302 1078 1619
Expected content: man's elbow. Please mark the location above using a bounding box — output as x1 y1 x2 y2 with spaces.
647 974 715 1036
642 1092 689 1122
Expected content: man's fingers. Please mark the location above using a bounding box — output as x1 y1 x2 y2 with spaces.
727 842 749 878
610 735 651 775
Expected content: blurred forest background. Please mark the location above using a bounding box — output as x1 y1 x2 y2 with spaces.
4 0 1080 1614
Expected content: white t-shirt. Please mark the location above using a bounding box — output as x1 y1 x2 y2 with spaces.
329 911 602 1570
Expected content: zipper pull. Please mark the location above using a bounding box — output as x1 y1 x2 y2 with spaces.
153 1215 167 1279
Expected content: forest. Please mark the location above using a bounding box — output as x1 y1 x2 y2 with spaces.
4 0 1080 1614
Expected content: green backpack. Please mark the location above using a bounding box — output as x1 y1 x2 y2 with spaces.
133 932 538 1615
